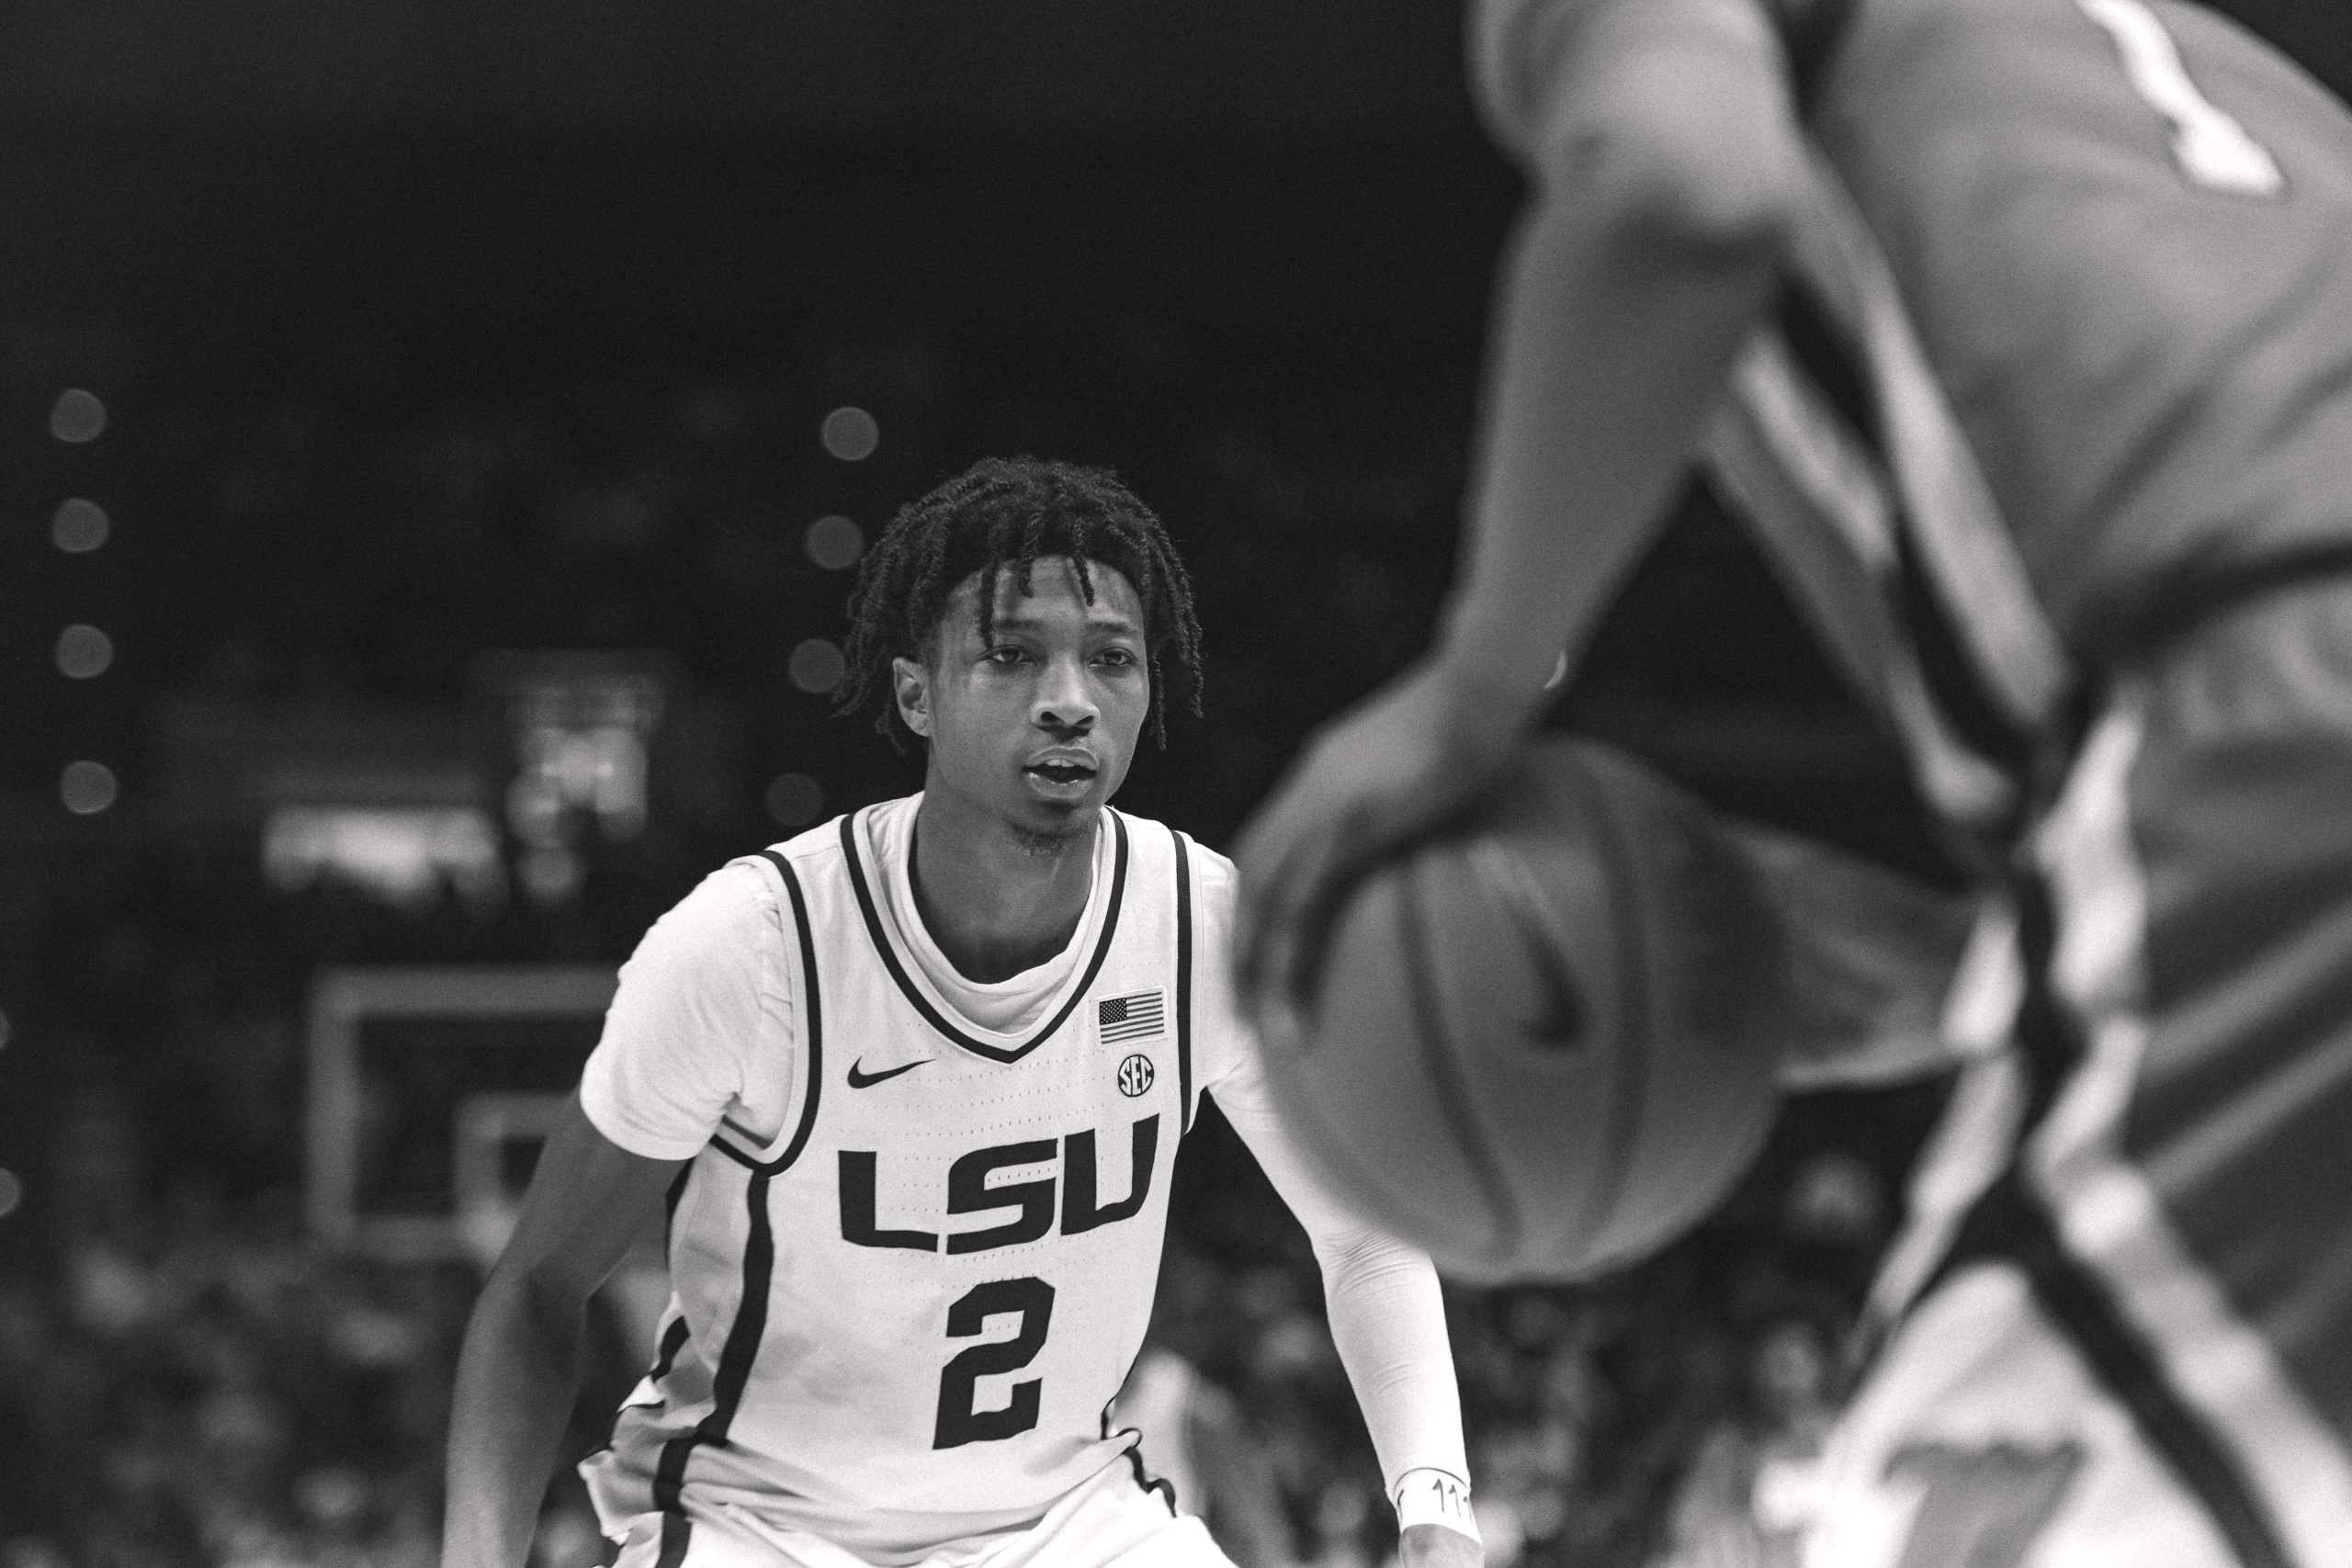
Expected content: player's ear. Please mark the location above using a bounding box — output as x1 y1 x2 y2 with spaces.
892 656 933 739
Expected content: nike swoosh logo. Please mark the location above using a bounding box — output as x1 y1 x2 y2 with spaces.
1520 930 1585 1048
846 1058 930 1089
1471 844 1584 1050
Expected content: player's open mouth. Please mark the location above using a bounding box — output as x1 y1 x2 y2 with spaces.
1022 752 1099 796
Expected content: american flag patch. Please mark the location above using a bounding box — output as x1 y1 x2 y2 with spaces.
1098 989 1165 1043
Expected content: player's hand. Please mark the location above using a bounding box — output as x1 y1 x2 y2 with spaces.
1233 652 1539 1028
1399 1522 1486 1568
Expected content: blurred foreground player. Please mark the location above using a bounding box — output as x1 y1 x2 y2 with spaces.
1236 0 2352 1562
443 458 1481 1568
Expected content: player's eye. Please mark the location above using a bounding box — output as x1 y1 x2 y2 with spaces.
1094 648 1139 668
984 647 1031 667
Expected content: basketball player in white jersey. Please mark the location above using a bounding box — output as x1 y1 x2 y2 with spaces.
1238 0 2352 1563
442 457 1483 1568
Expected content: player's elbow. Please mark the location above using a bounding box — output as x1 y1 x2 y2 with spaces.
1531 101 1798 269
1310 1219 1436 1289
476 1247 601 1343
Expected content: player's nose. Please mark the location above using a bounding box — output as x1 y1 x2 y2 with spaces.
1034 654 1098 733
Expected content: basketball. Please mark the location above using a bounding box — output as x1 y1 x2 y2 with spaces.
1258 738 1789 1284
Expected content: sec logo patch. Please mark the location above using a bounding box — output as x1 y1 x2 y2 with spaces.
1116 1054 1156 1098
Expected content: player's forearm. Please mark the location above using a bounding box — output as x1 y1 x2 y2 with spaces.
1312 1226 1472 1493
1442 164 1785 708
441 1269 591 1568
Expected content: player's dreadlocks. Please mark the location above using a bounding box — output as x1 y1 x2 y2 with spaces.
834 456 1205 750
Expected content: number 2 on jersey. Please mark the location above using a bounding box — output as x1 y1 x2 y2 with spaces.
2076 0 2284 196
933 1276 1056 1449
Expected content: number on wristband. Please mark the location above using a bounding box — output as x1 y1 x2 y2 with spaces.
1394 1470 1480 1540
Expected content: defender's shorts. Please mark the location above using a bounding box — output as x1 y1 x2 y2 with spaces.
606 1459 1232 1568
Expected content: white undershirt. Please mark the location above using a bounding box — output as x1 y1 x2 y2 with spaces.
869 794 1113 1036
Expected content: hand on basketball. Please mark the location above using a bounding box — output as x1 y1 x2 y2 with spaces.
1234 653 1537 1027
1400 1522 1486 1568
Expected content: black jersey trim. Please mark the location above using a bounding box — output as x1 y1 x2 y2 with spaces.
1774 279 1882 455
838 807 1130 1064
1124 1433 1179 1515
1172 829 1196 1133
1100 1385 1180 1516
2097 542 2352 666
662 1164 693 1257
648 1315 692 1385
760 850 825 1172
650 1166 780 1564
1770 278 2042 789
705 852 826 1173
1931 1175 2291 1568
652 1506 692 1568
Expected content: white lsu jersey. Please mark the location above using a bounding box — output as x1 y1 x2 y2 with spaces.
582 804 1201 1558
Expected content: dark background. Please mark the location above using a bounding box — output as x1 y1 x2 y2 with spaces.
1 4 2346 1564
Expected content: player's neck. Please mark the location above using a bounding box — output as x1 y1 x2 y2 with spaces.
907 792 1098 984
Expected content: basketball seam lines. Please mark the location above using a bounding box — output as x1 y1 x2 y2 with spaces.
1566 760 1655 1264
1396 852 1524 1268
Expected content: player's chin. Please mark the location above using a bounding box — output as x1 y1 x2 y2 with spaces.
1000 774 1104 839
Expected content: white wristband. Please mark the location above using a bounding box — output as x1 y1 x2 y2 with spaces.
1392 1468 1479 1541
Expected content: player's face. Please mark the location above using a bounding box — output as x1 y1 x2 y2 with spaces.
895 557 1150 843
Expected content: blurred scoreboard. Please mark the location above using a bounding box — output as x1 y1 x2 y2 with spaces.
306 964 616 1260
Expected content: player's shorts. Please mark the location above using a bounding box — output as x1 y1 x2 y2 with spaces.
605 1459 1233 1568
1794 578 2352 1567
1796 1261 2251 1566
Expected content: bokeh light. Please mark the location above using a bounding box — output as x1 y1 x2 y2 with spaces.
788 638 846 694
51 388 107 444
52 498 110 553
820 406 880 462
61 760 119 816
763 773 826 828
56 624 115 680
0 1170 20 1221
805 513 865 570
517 845 583 905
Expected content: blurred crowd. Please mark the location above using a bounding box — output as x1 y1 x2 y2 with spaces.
1144 1087 1935 1568
0 1065 1930 1568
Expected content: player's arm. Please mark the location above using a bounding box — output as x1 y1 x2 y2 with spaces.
442 1095 684 1568
1201 852 1482 1560
1215 1079 1483 1562
1235 0 1810 1016
1445 0 1806 698
440 860 781 1568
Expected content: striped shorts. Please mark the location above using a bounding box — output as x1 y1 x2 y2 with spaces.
1796 581 2352 1568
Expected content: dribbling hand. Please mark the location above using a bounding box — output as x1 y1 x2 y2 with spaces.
1233 654 1535 1028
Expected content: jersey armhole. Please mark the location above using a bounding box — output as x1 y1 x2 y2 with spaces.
1172 827 1198 1135
708 849 825 1173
